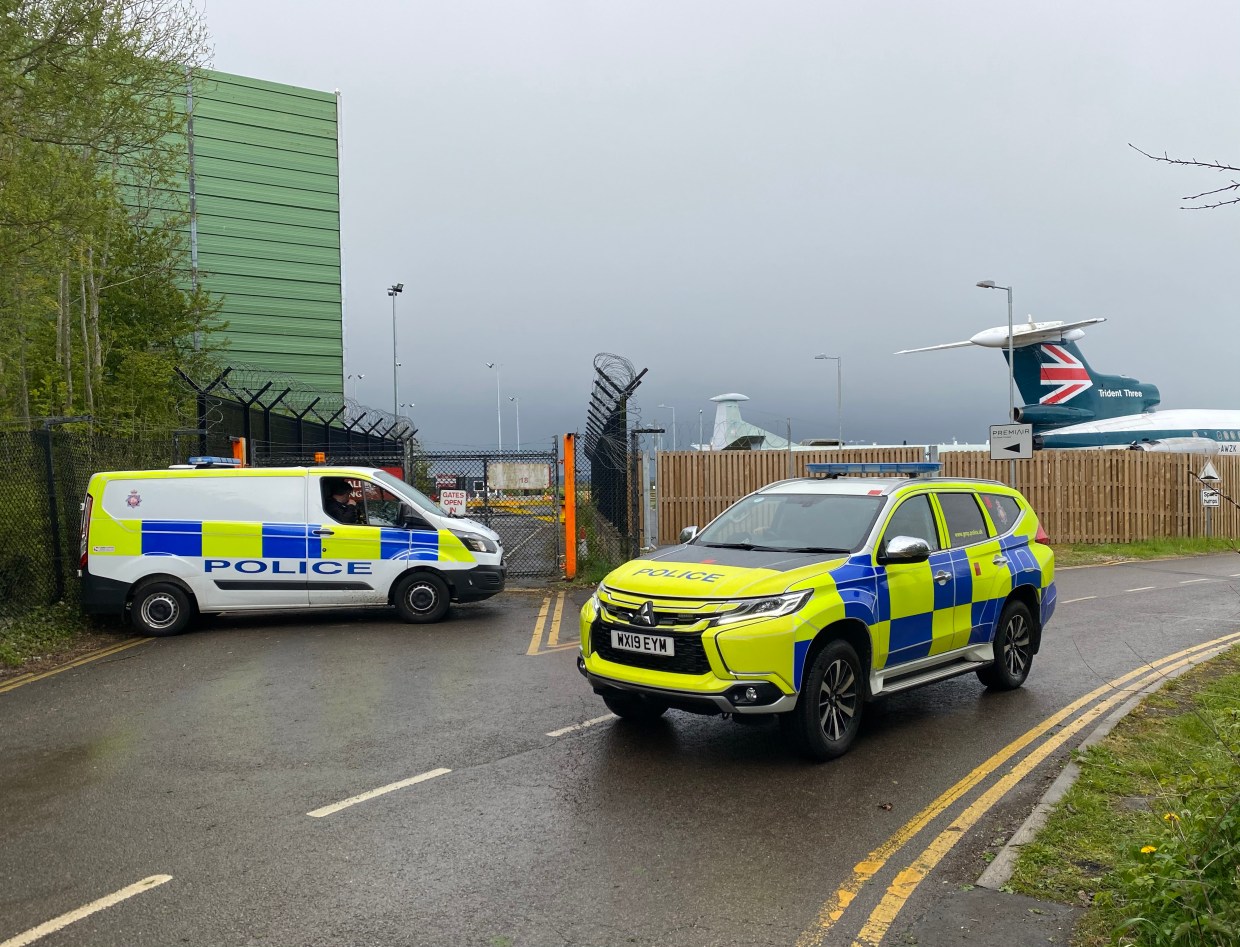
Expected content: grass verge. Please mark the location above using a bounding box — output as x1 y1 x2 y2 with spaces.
1052 537 1240 568
0 604 130 675
1006 645 1240 946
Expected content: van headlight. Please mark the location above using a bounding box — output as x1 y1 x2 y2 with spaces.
451 530 497 554
715 590 812 625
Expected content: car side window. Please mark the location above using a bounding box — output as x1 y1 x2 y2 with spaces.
937 492 989 547
883 494 941 551
979 493 1022 535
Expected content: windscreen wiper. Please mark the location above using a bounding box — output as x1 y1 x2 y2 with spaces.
780 546 850 554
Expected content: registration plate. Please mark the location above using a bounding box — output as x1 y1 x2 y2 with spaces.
611 629 675 656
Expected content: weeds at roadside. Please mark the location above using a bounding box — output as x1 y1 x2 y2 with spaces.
1007 647 1240 947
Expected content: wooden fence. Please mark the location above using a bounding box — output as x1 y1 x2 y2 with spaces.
655 449 1240 545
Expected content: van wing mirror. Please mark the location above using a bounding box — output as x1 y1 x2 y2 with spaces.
679 525 699 544
398 504 431 531
880 535 931 565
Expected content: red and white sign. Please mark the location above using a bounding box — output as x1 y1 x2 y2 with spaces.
435 473 459 489
439 489 468 516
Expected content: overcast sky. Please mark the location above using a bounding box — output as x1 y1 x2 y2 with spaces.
199 0 1240 451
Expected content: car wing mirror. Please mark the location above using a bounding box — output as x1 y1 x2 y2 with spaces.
679 525 699 544
880 535 931 565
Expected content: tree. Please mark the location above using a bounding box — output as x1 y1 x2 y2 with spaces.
0 0 216 428
1130 144 1240 210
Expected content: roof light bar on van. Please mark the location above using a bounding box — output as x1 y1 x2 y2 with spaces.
186 456 243 468
806 462 941 478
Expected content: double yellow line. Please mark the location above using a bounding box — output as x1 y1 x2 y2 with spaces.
796 629 1240 947
526 591 577 655
0 637 152 695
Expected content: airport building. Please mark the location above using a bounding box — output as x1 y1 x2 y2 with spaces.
181 70 344 395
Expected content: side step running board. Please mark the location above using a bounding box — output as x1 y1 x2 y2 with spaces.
876 658 989 696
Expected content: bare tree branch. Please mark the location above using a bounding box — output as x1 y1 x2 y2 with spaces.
1130 143 1240 210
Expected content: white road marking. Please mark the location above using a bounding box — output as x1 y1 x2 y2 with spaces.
1060 596 1097 604
1180 578 1210 585
307 768 451 818
0 875 172 947
546 714 617 738
1125 586 1156 592
1230 573 1240 578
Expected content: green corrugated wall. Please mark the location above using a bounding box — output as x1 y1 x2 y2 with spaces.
189 71 343 394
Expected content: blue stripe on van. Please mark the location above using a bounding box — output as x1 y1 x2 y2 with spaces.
262 523 321 559
380 528 439 561
141 521 202 557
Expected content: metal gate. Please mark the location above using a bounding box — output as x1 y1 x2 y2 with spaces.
413 448 562 578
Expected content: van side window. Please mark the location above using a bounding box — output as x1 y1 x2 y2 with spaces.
937 492 989 547
360 481 422 529
321 478 361 524
979 494 1022 535
883 495 940 551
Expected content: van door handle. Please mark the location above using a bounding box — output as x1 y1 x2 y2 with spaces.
312 528 335 536
934 570 951 585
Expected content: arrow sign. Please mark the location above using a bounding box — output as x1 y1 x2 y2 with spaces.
990 423 1033 461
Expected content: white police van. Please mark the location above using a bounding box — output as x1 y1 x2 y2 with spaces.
79 460 505 635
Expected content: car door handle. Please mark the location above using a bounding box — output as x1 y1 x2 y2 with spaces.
934 570 951 585
312 528 335 536
993 555 1008 565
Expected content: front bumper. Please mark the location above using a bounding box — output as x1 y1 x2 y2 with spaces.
578 597 799 715
451 563 506 602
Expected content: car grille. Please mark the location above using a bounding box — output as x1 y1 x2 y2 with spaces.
602 605 703 627
591 620 711 675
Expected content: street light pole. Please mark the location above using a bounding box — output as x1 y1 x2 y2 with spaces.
813 354 843 447
485 362 502 451
387 283 404 416
977 280 1016 486
509 396 520 451
698 409 704 450
659 404 676 450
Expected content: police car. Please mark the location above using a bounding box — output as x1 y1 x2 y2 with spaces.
578 463 1056 761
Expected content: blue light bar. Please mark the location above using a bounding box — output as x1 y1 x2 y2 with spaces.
807 462 941 478
188 456 242 467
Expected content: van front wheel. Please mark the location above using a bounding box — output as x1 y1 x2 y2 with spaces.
131 582 192 637
395 572 450 624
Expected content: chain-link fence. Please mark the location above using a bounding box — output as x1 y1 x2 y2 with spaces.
413 449 561 578
0 426 235 619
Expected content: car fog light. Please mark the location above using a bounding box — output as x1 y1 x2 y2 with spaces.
744 686 759 702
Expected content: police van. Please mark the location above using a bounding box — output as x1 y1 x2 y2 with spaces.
578 463 1056 761
79 460 505 635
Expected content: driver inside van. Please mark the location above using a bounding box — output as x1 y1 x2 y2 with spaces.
323 478 360 524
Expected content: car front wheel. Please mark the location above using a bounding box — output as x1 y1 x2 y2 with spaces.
784 638 864 762
394 572 451 624
977 600 1034 690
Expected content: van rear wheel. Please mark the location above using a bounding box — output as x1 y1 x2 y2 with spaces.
131 582 192 637
395 572 451 624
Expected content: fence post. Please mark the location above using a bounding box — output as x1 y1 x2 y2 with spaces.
36 428 65 604
563 434 577 579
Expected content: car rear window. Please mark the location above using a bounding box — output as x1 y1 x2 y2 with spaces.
936 492 989 547
979 493 1022 535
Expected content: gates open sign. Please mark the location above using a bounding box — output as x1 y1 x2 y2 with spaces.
440 489 468 516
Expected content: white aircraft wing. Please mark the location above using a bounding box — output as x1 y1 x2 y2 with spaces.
896 317 1107 354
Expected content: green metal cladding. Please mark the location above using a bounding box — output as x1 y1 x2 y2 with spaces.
188 70 343 395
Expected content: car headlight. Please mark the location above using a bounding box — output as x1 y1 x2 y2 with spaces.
715 590 812 625
451 530 497 554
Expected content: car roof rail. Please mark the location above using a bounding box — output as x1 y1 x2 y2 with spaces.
806 462 941 479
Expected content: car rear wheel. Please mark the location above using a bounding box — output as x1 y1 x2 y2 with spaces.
602 692 669 723
977 600 1034 690
784 638 864 761
130 582 193 637
394 572 451 624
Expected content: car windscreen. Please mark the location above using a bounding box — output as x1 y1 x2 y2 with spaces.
693 493 885 553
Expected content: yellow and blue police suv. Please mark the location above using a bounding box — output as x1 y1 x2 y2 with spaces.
79 460 505 635
578 463 1056 761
